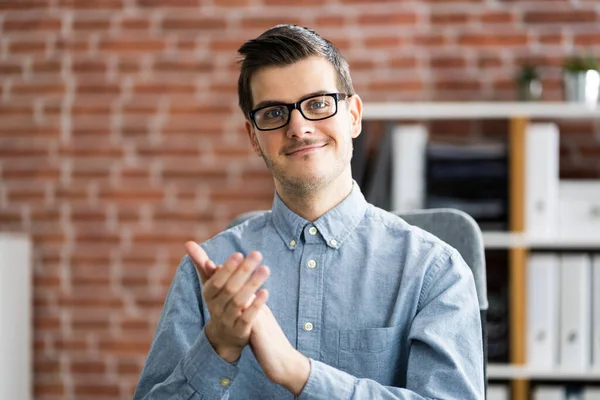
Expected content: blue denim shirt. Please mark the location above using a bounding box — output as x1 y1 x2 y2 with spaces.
133 183 484 399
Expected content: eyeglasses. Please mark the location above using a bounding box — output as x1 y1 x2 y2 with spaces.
249 93 350 131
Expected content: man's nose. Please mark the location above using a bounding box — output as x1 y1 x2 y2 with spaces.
285 109 314 138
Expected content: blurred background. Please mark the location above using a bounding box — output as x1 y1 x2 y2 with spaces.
0 0 600 399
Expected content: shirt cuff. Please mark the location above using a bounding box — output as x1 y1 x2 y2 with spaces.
182 328 240 398
297 359 356 400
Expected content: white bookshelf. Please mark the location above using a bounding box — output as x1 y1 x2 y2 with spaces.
488 364 600 381
0 233 32 400
362 102 600 120
483 231 600 249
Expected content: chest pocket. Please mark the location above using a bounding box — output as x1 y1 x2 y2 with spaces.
338 326 405 385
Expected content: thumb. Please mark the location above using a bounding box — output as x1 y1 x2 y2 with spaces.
185 241 210 283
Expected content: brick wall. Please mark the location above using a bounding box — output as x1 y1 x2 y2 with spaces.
0 0 599 398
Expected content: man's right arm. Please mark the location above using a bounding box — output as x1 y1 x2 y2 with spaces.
132 256 240 400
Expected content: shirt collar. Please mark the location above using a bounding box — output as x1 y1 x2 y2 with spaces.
271 181 368 250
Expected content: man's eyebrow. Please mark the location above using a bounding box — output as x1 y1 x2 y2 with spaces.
252 90 331 110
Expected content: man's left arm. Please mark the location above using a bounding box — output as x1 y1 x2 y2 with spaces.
253 248 484 400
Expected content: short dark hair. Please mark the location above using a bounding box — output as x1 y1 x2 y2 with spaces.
237 24 355 119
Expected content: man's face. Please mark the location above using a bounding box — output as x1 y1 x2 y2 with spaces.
244 56 363 196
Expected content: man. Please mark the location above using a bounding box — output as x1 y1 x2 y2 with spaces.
133 25 483 399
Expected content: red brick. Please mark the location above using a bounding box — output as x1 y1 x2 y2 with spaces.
153 59 213 73
58 0 124 9
430 55 467 69
430 12 468 25
574 33 600 46
0 0 48 10
240 17 303 30
34 382 65 397
459 33 529 47
34 315 61 331
70 360 106 374
0 60 23 75
99 38 166 52
138 0 199 6
413 33 449 47
117 359 143 374
11 82 66 96
479 11 515 24
73 16 112 31
435 78 482 91
358 13 417 26
31 58 62 74
99 339 152 355
3 17 62 32
121 15 152 30
524 10 598 24
213 0 251 5
34 357 61 374
100 188 165 203
477 55 503 69
163 16 227 31
133 82 196 95
315 15 347 27
54 338 88 351
9 40 47 54
389 56 418 69
538 33 565 45
364 36 404 49
54 37 90 53
74 383 120 396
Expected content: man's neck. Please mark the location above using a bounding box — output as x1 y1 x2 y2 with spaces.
275 174 353 222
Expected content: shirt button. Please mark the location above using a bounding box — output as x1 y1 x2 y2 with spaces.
304 322 314 331
330 239 337 246
307 259 316 269
220 378 231 387
309 226 317 235
289 240 296 247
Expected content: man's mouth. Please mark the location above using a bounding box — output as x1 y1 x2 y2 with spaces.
286 144 326 156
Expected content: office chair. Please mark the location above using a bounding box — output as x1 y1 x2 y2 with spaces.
228 208 489 395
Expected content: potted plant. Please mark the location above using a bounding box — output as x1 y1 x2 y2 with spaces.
516 64 542 101
563 54 600 106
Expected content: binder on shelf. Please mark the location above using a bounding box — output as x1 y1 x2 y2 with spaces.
390 124 428 212
560 254 592 371
487 384 509 400
593 255 600 370
525 122 559 238
583 386 600 400
532 385 565 400
526 253 559 369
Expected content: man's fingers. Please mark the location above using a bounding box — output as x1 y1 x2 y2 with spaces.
235 289 269 330
203 252 244 300
221 251 263 299
230 266 270 311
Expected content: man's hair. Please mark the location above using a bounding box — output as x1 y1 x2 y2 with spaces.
237 24 355 119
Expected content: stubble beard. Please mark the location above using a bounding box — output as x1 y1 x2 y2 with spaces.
255 132 353 198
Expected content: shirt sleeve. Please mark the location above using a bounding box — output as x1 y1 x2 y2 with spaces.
297 249 484 400
132 256 241 400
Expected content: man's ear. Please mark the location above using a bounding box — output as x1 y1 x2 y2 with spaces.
348 94 363 139
245 120 262 157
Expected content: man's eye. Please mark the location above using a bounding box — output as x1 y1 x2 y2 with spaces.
264 108 284 119
309 101 327 109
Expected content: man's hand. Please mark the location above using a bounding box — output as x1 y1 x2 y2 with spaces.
250 305 311 396
185 242 270 363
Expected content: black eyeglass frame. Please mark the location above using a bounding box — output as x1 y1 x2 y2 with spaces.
248 92 351 131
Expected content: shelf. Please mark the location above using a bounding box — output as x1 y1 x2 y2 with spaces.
482 231 600 249
362 102 600 120
488 364 600 381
